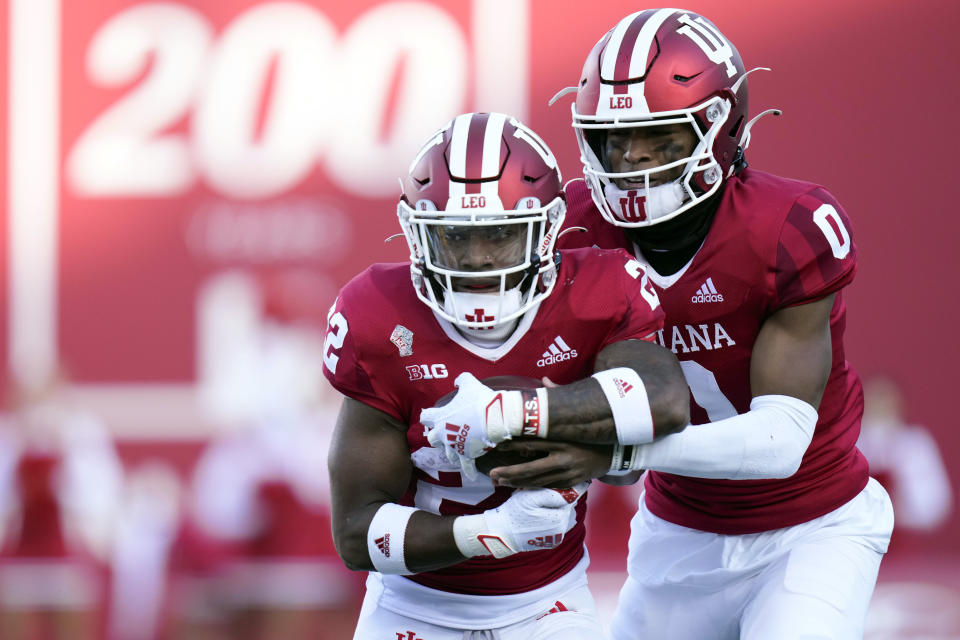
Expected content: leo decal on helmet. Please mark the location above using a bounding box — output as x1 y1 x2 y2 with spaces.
554 8 779 228
397 113 566 340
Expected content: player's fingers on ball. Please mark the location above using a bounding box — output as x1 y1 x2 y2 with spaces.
496 439 553 456
490 459 557 486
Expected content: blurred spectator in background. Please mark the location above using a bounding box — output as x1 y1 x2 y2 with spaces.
857 376 953 552
186 268 361 639
107 461 186 640
0 369 124 639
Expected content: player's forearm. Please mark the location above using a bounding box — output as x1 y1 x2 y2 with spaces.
536 338 690 445
545 377 619 443
626 395 817 480
337 488 584 574
405 511 470 571
544 366 690 444
334 503 466 573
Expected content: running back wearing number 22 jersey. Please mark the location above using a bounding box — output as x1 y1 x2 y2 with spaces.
323 247 663 594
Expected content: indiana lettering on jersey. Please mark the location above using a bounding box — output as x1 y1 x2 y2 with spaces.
654 322 736 354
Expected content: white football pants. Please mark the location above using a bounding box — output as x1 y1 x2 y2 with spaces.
352 581 601 639
610 477 893 640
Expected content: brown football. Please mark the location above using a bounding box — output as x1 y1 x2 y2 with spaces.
433 375 549 475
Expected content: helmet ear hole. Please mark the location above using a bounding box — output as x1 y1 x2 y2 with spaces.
728 115 744 140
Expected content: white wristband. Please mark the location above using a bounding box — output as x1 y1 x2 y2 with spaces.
519 388 549 438
366 503 418 574
592 367 654 444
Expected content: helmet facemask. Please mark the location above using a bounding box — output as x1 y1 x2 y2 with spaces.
398 195 565 338
397 113 566 339
574 95 732 228
563 9 759 229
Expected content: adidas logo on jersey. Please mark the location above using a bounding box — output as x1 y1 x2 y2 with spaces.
375 534 391 557
691 277 724 303
537 336 578 367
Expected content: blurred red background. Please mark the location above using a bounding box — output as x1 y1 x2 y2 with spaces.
2 0 958 636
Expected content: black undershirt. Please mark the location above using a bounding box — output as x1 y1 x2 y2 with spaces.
625 189 723 276
625 153 746 276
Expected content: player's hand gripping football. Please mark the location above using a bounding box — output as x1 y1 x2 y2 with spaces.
454 482 590 558
420 372 523 479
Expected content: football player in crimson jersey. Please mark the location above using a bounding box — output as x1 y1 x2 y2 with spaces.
488 9 894 640
324 112 691 639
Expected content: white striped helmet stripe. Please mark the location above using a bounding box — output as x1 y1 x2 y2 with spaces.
629 8 680 78
601 8 679 80
447 113 473 199
480 112 506 200
601 10 645 79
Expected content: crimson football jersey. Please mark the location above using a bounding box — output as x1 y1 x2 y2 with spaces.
323 248 663 594
560 169 869 534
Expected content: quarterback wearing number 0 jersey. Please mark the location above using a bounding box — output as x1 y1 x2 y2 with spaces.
561 169 868 533
544 8 892 638
323 246 663 626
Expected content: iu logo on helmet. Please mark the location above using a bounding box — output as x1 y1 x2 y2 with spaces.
676 13 737 78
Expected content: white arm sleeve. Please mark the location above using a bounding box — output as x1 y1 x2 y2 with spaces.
632 394 818 480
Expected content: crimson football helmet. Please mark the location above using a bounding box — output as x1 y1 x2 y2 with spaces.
398 113 566 337
563 8 776 227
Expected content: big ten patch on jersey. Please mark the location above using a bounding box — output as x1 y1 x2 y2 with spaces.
405 363 449 381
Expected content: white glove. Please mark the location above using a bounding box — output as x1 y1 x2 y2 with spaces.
420 373 523 479
452 482 589 559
